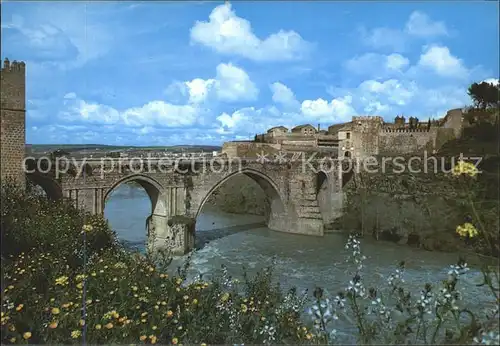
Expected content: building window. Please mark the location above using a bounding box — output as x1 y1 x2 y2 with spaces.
346 132 351 139
344 151 351 158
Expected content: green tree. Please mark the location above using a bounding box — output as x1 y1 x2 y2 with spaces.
467 81 499 109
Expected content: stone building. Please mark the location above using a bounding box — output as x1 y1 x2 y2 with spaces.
227 108 466 159
1 58 26 187
291 124 318 136
336 110 465 158
267 126 288 136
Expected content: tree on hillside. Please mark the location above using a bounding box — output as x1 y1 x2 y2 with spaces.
467 81 499 110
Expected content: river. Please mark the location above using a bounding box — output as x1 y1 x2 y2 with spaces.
105 184 494 340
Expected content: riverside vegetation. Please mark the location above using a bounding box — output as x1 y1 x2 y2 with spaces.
1 157 499 345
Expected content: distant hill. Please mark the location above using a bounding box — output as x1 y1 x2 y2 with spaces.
26 144 222 153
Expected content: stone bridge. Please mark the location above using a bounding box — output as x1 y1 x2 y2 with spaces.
26 157 352 254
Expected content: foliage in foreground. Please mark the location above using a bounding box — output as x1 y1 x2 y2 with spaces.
1 160 499 345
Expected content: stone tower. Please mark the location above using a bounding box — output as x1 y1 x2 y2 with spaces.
1 58 26 188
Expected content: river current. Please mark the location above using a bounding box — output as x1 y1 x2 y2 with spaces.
105 184 494 338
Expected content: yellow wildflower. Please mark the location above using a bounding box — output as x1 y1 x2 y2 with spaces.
221 292 230 302
240 304 248 313
16 304 23 311
452 160 479 177
71 330 81 338
140 335 147 341
95 324 102 330
105 322 113 329
172 337 179 345
183 295 189 300
75 274 86 281
49 321 58 329
192 299 198 305
23 332 32 340
152 325 158 330
456 223 479 238
55 276 69 285
141 312 148 317
201 343 207 346
9 338 16 343
9 325 16 331
82 224 93 233
79 319 85 326
51 307 60 315
306 333 313 340
76 282 83 289
114 262 126 269
176 278 182 285
150 335 158 344
166 310 173 317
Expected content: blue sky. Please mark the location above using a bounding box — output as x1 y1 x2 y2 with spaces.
2 1 499 146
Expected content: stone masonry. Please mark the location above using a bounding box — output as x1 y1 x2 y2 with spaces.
28 157 347 255
1 58 26 188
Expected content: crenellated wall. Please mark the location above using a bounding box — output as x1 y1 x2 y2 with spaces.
1 58 26 188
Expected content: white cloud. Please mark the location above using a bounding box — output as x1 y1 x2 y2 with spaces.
301 96 356 122
358 79 416 106
2 4 115 69
360 27 407 52
345 53 409 78
214 63 259 102
190 3 310 61
361 11 449 51
181 63 258 104
216 106 286 135
60 94 203 128
483 78 499 85
184 78 215 104
326 77 470 120
270 82 300 110
418 45 468 78
386 54 410 71
405 11 448 37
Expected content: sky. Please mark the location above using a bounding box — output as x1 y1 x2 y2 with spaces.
1 0 499 146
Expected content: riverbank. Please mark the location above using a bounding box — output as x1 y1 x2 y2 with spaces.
2 182 499 345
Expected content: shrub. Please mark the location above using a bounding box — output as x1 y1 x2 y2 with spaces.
1 181 116 263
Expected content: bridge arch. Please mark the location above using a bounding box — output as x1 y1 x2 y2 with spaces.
316 171 328 194
103 174 168 251
103 174 167 216
26 173 63 200
196 168 286 226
